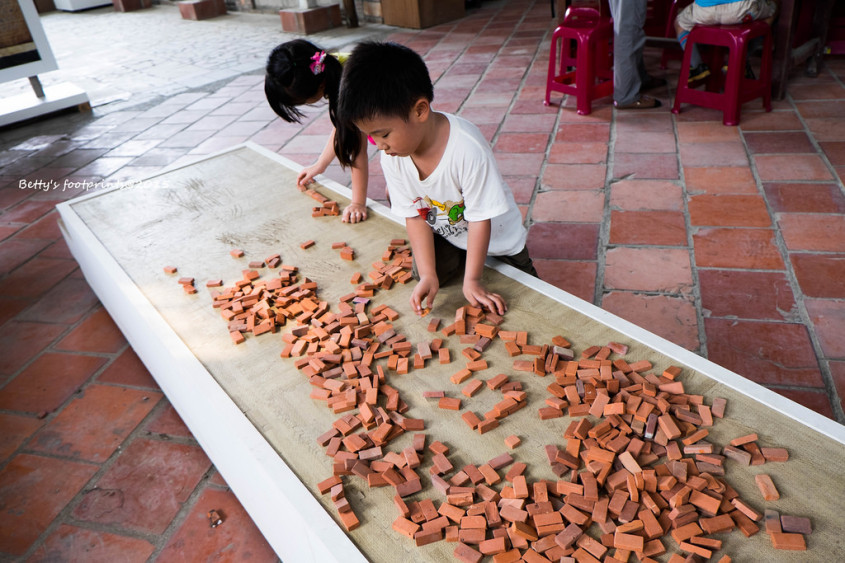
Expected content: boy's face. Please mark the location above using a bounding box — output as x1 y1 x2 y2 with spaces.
354 100 429 158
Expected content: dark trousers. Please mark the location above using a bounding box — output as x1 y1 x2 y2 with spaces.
413 233 539 285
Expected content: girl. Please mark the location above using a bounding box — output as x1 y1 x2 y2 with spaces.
265 39 370 224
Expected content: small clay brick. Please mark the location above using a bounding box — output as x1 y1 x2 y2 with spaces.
504 435 521 449
230 331 245 344
764 510 782 534
780 515 812 535
439 348 451 364
729 433 758 447
462 411 482 429
178 277 194 285
206 279 223 287
761 447 789 462
300 240 315 249
770 532 807 551
454 542 483 563
248 260 265 268
230 249 244 258
163 266 178 274
754 474 779 501
462 379 483 397
439 397 462 411
711 397 727 418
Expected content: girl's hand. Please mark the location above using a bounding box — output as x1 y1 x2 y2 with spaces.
463 279 507 316
342 202 368 223
410 275 439 315
297 164 324 187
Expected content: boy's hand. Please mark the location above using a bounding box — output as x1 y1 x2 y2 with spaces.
411 275 439 315
342 202 368 223
463 279 507 316
297 164 325 187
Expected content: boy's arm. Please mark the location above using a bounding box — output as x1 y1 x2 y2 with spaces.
343 132 369 223
406 216 438 315
464 219 507 315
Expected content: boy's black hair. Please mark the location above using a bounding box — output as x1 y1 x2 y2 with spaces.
264 39 343 125
335 41 434 167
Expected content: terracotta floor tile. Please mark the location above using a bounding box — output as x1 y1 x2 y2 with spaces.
73 438 210 535
803 117 845 142
533 259 596 303
158 486 276 561
145 402 193 438
557 105 613 124
97 347 159 389
608 210 687 246
683 166 757 194
0 353 107 415
609 180 683 211
794 100 845 119
532 190 605 223
0 224 21 242
28 524 155 563
14 211 61 240
494 133 550 153
39 239 73 260
555 123 610 143
673 104 726 123
693 228 784 269
0 184 32 211
737 111 804 131
790 253 845 298
17 277 99 325
0 321 65 376
688 194 771 227
55 307 127 354
495 152 545 177
501 113 557 134
676 121 742 144
458 106 508 125
614 112 674 133
788 82 845 101
614 131 676 154
542 163 607 190
743 131 815 154
0 413 42 461
754 154 834 182
0 297 31 327
679 142 749 167
0 257 78 299
0 454 98 556
527 222 599 260
505 176 537 205
30 384 162 463
1 200 55 224
820 141 845 166
771 388 834 419
699 269 796 321
830 361 845 415
604 247 693 294
763 182 845 214
778 213 845 252
601 292 700 351
804 299 845 359
612 153 678 180
704 318 825 387
0 237 53 273
547 142 608 164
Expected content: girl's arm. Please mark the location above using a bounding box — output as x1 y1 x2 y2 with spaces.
297 129 338 187
406 216 438 315
342 132 370 223
463 219 507 315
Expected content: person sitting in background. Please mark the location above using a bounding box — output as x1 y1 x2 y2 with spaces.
675 0 780 83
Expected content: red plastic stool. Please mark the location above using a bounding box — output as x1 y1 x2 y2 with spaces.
544 7 614 116
671 20 772 126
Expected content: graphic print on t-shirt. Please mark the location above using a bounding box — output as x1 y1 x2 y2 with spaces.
412 196 468 239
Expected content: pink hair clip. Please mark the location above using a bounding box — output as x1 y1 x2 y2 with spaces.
367 135 376 145
310 51 326 75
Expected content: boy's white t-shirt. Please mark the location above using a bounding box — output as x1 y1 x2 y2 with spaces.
382 112 527 257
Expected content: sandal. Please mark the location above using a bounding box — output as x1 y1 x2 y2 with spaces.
614 95 662 110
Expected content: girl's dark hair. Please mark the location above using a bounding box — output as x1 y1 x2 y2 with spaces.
264 39 343 125
335 41 434 167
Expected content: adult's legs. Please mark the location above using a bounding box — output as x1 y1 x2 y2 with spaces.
608 0 648 106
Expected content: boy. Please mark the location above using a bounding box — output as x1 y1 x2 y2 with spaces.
335 42 537 316
675 0 779 83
